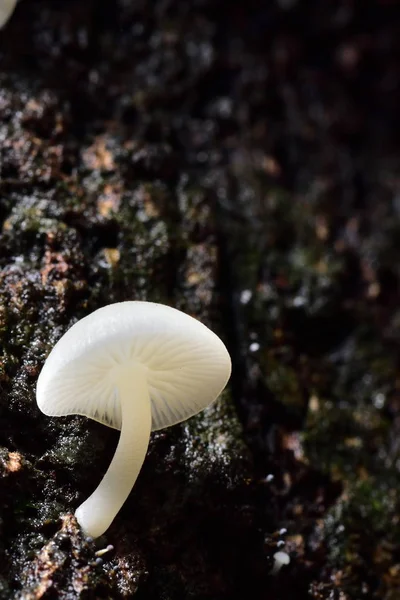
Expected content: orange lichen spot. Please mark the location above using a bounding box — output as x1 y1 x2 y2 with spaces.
7 451 22 473
82 137 115 171
187 272 202 286
97 184 121 216
309 394 320 413
104 248 120 267
262 155 281 177
142 189 160 219
315 215 329 241
281 432 306 462
41 250 69 286
367 281 380 299
344 436 362 449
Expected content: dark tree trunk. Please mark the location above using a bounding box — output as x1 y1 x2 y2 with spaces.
1 1 399 598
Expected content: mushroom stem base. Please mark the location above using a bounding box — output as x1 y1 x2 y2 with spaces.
75 364 151 538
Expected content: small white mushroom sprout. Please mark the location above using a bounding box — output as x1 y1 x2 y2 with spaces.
0 0 17 28
36 301 231 538
271 551 290 575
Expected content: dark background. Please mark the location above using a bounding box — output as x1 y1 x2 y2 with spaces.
0 1 400 598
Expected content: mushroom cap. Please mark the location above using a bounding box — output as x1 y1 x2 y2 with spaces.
0 0 17 28
36 301 231 431
273 551 290 565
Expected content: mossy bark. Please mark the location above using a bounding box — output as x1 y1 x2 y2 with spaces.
1 1 400 598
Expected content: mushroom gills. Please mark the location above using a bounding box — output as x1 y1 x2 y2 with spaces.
74 364 151 538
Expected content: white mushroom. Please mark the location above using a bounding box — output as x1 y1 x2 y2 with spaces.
36 301 231 538
0 0 17 28
271 551 290 574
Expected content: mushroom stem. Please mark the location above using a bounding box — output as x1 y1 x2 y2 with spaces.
75 365 151 538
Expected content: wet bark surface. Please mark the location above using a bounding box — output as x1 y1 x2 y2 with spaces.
1 1 400 598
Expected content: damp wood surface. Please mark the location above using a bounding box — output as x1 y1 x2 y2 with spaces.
1 1 400 599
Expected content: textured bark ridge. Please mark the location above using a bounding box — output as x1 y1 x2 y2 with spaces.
1 1 400 599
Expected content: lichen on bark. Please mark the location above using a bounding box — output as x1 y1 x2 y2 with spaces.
1 0 400 599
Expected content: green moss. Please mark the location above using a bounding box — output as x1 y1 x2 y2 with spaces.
323 476 400 597
182 391 251 487
264 357 305 412
0 70 254 596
